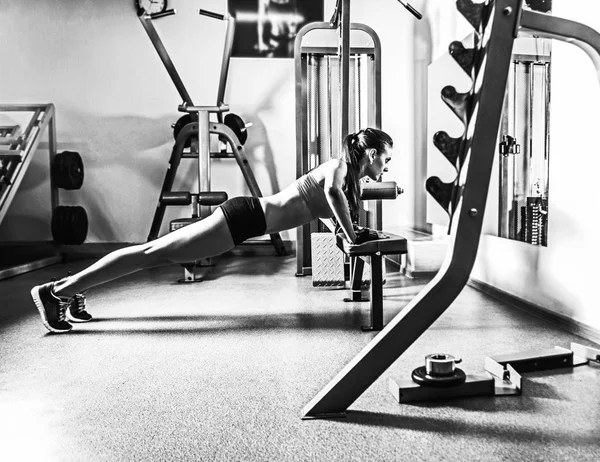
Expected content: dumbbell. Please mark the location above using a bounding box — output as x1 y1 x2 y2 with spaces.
360 181 404 200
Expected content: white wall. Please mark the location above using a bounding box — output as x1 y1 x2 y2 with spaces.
471 1 600 334
0 0 419 244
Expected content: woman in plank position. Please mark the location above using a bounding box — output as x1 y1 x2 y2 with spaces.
31 128 394 333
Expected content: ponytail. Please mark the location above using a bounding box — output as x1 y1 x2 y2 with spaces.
342 133 361 218
341 128 393 219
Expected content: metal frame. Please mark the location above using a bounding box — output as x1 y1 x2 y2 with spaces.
302 0 600 419
294 19 382 277
0 104 63 280
389 341 600 405
302 0 520 419
138 9 287 256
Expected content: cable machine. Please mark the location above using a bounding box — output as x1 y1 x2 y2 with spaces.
294 0 382 277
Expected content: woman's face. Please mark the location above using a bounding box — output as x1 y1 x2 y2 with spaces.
365 146 393 181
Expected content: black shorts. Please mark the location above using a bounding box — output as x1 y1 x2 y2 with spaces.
219 196 267 245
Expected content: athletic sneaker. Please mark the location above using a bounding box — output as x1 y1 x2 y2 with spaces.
67 292 93 323
30 282 73 333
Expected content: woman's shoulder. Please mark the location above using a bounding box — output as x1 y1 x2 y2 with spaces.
314 159 347 176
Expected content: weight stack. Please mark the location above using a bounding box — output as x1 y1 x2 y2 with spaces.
311 233 345 287
311 233 383 287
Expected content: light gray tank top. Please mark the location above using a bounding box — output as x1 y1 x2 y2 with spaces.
295 172 334 219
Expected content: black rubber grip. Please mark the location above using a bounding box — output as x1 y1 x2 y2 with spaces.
197 191 228 205
199 9 225 20
161 192 191 206
405 3 422 20
150 9 176 19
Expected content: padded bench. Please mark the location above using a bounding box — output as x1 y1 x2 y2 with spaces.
336 231 408 331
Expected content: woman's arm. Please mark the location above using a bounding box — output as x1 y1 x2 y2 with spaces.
323 160 357 244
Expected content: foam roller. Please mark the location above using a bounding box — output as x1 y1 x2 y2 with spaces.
360 182 404 200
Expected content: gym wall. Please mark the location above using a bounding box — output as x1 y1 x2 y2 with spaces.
0 0 421 245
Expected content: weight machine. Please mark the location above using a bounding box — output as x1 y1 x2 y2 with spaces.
302 0 600 419
294 2 384 277
295 0 413 330
137 6 288 281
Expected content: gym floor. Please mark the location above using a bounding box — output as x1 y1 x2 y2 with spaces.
1 252 599 461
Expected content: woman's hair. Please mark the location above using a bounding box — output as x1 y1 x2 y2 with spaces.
341 127 393 218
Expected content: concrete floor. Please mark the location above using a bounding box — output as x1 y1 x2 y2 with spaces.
1 253 599 461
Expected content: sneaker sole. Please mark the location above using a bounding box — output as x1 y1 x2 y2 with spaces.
66 312 92 323
30 286 72 333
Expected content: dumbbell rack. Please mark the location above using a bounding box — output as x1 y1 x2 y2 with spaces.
139 8 287 259
0 103 63 280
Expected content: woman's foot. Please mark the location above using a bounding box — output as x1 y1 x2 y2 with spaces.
30 282 73 333
66 293 93 323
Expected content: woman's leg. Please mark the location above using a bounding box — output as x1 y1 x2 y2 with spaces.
52 208 235 297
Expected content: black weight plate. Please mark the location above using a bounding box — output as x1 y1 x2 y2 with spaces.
411 366 467 388
173 114 195 148
52 206 88 245
52 151 84 190
224 113 248 145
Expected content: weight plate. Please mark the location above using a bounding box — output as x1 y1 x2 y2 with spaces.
224 113 248 145
52 205 88 245
52 151 84 190
411 366 467 388
172 114 195 148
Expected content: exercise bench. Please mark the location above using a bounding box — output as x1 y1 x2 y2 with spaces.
336 231 407 331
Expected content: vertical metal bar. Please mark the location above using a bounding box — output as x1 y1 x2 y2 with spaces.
295 27 309 274
48 105 59 213
198 111 211 219
498 66 510 238
544 62 551 163
216 16 236 108
327 55 333 159
368 254 383 331
339 0 350 141
315 55 322 163
350 257 364 301
356 54 362 130
527 62 534 201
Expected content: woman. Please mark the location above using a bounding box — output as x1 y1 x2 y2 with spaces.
31 128 394 333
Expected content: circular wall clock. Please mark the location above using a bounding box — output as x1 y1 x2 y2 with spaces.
135 0 167 15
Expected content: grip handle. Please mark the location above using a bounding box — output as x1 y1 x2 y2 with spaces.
199 9 225 21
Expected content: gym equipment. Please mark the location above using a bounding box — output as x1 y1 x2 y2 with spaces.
138 7 288 261
390 343 600 404
51 150 84 190
0 104 88 280
360 182 404 201
336 230 407 331
172 114 195 148
397 0 423 19
51 205 88 245
223 113 251 146
303 0 600 419
294 8 383 277
411 353 467 387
